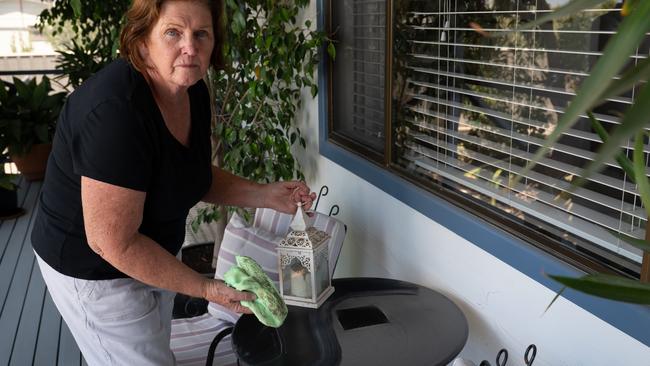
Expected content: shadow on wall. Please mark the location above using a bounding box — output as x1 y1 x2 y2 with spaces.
445 295 504 365
334 228 393 279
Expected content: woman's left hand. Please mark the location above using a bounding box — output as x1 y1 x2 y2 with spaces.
261 181 316 214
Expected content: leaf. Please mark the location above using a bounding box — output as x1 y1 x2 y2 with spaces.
238 128 247 141
516 0 650 186
232 11 246 34
226 0 238 10
597 57 650 103
310 85 318 98
42 92 66 111
633 131 650 218
225 128 236 144
549 273 650 304
279 8 290 22
579 82 650 191
71 0 82 18
34 124 49 143
544 286 566 314
8 119 22 144
587 112 635 180
327 42 336 61
13 78 29 100
32 79 47 110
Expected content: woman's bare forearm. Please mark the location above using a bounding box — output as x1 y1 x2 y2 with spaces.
97 232 208 299
202 168 316 214
202 166 264 207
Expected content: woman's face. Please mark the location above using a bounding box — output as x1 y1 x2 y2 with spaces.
142 0 214 90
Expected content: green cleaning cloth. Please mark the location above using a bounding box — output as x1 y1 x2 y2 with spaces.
223 255 288 328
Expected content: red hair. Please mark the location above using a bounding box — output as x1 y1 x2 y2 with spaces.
119 0 225 73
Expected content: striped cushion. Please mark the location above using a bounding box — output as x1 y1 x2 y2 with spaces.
170 314 236 366
252 208 346 275
252 208 293 236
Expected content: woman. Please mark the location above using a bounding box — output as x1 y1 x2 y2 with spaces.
31 0 314 364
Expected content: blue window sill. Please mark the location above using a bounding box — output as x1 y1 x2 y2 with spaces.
316 0 650 347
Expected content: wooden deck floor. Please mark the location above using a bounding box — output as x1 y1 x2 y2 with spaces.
0 179 86 366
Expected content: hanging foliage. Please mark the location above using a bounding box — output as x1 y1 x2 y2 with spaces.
193 0 334 226
37 0 131 88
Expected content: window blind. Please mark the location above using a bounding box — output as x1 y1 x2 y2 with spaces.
392 0 649 266
331 0 386 154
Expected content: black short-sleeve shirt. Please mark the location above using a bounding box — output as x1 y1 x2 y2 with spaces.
31 58 213 280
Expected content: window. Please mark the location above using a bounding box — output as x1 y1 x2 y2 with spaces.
328 0 650 276
330 0 387 161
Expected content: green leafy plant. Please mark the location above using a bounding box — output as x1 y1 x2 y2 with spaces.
0 76 66 156
495 0 650 304
55 35 115 89
194 0 334 225
37 0 130 89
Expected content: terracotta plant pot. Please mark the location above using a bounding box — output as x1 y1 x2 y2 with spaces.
11 143 52 181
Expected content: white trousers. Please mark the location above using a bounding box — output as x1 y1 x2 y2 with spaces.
35 252 176 366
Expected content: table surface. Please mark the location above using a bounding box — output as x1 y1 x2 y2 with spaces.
232 277 468 366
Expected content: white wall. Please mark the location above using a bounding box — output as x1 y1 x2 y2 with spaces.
294 4 650 365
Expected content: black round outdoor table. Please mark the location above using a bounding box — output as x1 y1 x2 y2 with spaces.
232 277 468 366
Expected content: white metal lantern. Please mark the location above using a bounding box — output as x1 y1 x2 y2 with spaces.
277 204 334 308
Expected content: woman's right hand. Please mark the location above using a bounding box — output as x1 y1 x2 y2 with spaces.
202 279 256 314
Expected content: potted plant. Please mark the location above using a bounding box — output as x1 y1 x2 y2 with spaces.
0 76 66 181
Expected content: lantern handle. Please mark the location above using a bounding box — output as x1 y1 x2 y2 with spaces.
329 204 340 217
314 185 329 212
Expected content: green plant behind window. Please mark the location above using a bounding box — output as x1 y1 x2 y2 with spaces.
475 0 650 304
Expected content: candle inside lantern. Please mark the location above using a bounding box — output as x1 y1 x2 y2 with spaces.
288 258 311 298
